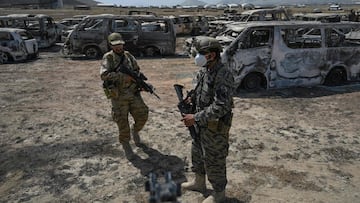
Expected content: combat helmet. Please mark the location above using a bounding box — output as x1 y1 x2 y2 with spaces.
108 32 125 46
195 36 222 54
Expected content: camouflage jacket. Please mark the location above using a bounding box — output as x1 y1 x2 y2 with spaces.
100 50 140 90
193 61 234 126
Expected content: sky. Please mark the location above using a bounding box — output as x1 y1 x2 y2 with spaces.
97 0 218 7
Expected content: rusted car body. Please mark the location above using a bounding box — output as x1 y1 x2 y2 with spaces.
0 28 38 64
62 14 176 58
0 14 58 48
221 21 360 91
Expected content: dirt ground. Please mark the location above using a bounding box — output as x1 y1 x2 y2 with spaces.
1 37 360 203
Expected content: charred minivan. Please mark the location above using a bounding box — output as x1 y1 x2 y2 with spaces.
0 14 58 48
222 21 360 91
62 14 176 58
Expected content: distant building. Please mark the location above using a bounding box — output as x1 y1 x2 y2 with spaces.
0 0 64 9
96 4 117 8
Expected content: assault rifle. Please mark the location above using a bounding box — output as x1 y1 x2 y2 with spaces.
117 65 160 100
145 172 181 203
173 84 198 141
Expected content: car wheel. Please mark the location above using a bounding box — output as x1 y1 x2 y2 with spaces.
144 47 158 57
0 52 9 64
324 68 346 86
84 46 100 59
243 73 263 91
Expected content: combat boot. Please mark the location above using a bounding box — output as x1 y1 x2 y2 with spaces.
131 127 141 146
181 173 206 193
202 191 225 203
121 142 134 160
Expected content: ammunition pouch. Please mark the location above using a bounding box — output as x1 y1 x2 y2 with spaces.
103 80 119 99
207 111 233 136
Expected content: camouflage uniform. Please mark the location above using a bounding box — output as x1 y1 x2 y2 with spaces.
100 50 149 143
192 61 234 192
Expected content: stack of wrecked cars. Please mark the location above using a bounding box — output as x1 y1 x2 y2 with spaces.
61 14 176 58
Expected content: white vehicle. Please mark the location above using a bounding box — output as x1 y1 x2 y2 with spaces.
0 28 39 64
329 4 342 11
222 21 360 91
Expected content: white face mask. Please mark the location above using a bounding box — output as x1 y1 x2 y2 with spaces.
194 53 207 67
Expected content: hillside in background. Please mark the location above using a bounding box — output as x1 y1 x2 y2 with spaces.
63 0 99 6
181 0 206 6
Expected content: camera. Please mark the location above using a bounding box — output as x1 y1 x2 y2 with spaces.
145 172 181 203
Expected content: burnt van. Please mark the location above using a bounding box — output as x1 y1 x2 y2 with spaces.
0 14 58 48
221 21 360 91
62 14 176 58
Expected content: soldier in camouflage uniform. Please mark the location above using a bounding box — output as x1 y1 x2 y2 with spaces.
181 37 234 203
100 33 149 159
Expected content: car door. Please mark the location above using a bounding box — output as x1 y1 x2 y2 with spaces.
225 27 273 88
74 17 109 53
272 25 325 87
111 18 139 55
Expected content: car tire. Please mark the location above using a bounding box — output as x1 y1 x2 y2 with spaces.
84 46 101 59
242 73 263 91
0 52 9 64
324 68 346 86
144 47 158 57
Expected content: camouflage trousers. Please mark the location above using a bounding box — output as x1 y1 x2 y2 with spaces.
111 91 148 143
191 112 232 192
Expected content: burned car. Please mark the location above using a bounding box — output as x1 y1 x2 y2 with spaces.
184 22 246 56
236 7 291 22
221 21 360 91
56 17 85 42
62 14 176 58
0 28 39 64
0 14 58 48
293 13 343 22
169 15 208 36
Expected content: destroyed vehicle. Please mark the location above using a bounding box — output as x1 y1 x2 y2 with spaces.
0 14 58 48
293 13 343 22
207 20 234 37
128 10 157 16
58 17 84 28
0 28 39 64
184 25 245 57
62 14 176 58
221 21 360 92
237 7 291 22
214 23 246 46
169 15 207 36
184 22 246 56
194 15 209 34
57 17 84 30
56 17 85 42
